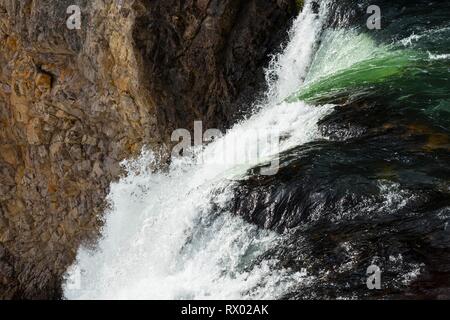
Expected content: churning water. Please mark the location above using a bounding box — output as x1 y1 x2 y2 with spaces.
64 0 332 299
64 0 450 299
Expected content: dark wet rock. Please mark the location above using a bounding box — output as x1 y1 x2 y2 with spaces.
231 101 450 299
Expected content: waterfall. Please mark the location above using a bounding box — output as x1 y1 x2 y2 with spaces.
63 0 333 300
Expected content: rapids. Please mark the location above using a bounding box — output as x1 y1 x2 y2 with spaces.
64 0 450 299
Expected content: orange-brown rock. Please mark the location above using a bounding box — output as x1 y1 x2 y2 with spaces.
0 0 298 299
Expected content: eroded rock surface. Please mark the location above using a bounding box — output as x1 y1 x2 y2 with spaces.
0 0 297 299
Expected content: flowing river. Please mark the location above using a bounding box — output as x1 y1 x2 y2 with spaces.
64 0 450 299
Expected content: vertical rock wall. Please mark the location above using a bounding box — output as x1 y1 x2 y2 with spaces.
0 0 297 299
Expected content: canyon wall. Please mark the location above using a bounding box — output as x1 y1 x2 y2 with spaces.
0 0 297 298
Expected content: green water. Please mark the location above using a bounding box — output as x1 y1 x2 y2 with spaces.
288 16 450 129
258 0 450 299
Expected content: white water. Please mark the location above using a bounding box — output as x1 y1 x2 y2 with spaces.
304 28 385 84
64 1 332 300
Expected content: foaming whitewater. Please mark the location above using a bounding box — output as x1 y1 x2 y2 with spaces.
64 1 332 300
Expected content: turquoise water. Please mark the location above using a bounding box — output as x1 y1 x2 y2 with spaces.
288 3 450 129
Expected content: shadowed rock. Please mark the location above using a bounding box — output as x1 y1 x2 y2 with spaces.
0 0 298 299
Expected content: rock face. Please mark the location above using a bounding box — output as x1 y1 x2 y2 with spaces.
0 0 297 299
133 0 299 136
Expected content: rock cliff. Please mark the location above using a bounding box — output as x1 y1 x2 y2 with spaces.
0 0 297 299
